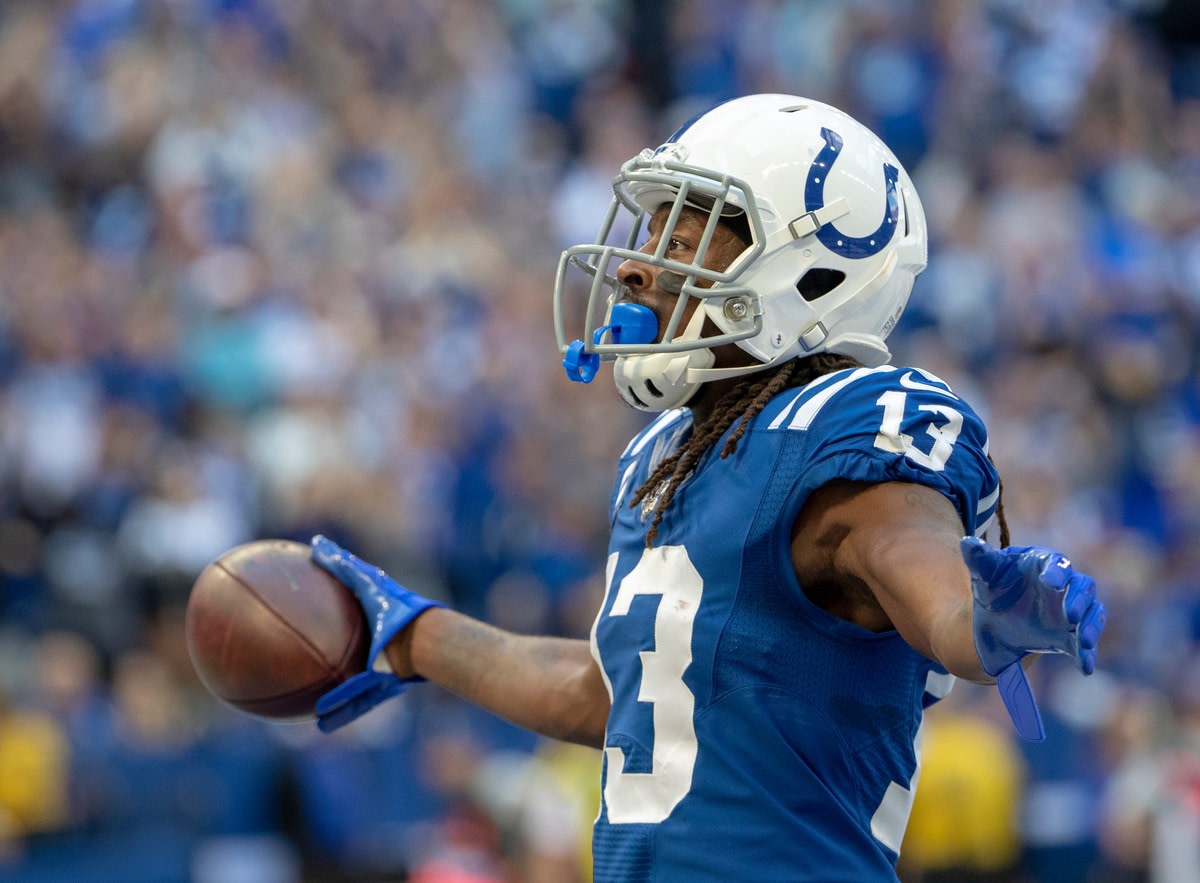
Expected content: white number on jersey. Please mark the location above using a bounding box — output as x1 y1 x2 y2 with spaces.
873 390 964 472
595 545 702 824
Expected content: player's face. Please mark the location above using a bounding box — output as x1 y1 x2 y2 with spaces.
615 205 748 347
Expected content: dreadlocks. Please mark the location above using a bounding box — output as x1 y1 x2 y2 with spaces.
629 353 1013 549
992 467 1011 548
629 352 860 547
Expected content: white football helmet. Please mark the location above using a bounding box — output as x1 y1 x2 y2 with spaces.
554 93 928 411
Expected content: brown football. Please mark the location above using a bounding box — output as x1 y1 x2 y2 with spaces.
185 539 369 720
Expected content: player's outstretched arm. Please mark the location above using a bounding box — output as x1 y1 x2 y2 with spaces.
390 607 610 747
794 481 993 680
793 481 1106 740
311 535 610 745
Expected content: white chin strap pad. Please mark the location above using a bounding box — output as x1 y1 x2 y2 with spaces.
613 306 715 411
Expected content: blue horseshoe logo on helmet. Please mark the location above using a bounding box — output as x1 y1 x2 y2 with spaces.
805 127 899 259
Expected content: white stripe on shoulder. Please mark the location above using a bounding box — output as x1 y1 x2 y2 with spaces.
783 365 896 431
975 484 1000 539
623 409 688 458
976 486 1000 515
612 460 641 521
766 368 851 430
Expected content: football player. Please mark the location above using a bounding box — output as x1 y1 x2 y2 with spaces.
311 94 1106 881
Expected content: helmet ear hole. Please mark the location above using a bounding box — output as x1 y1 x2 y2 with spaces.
797 268 846 302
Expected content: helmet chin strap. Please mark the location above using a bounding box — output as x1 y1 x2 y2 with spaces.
683 347 799 383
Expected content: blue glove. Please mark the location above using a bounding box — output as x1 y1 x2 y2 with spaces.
962 536 1107 742
310 535 445 733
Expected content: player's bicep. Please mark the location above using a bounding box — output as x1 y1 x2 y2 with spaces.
793 480 963 584
796 481 980 671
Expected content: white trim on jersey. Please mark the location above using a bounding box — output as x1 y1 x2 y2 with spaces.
623 409 688 458
776 366 894 431
763 367 856 430
975 486 1000 539
870 720 925 855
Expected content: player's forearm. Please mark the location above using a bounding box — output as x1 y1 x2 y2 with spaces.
924 593 992 683
858 529 991 682
868 537 988 681
387 608 610 747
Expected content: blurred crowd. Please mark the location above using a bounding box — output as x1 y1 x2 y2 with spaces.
0 0 1198 880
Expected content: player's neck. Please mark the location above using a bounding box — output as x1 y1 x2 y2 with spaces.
687 342 766 426
686 375 742 428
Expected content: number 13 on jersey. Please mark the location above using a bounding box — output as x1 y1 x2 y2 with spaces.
594 546 702 824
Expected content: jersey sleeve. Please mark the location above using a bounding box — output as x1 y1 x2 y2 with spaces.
759 366 1000 537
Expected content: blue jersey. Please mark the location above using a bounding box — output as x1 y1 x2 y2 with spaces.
590 365 1000 882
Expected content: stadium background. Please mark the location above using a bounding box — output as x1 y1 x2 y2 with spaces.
0 0 1198 880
